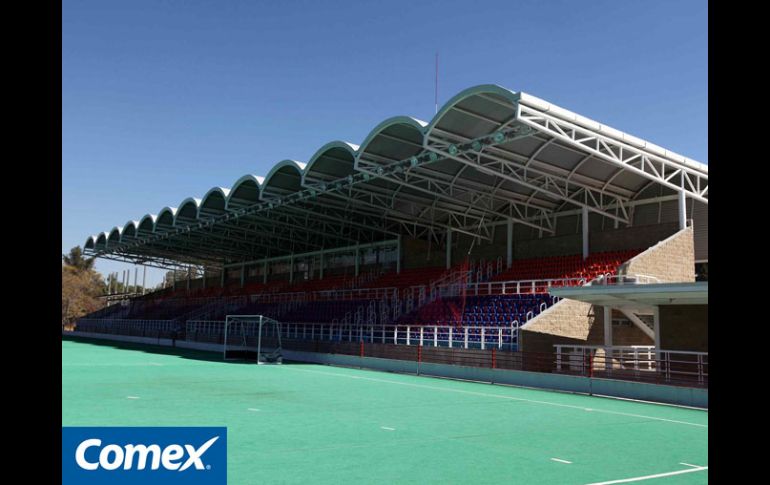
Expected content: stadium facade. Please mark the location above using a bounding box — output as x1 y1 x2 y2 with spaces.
72 84 708 406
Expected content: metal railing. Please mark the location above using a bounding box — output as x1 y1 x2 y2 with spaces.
75 318 180 338
184 320 523 351
554 345 708 387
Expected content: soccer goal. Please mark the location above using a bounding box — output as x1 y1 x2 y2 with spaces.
223 315 283 364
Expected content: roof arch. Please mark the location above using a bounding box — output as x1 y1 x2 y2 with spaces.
227 174 263 209
122 220 139 240
107 227 123 247
200 187 230 217
302 141 359 186
155 207 177 232
137 214 157 236
262 160 306 198
355 116 427 168
84 235 96 250
176 197 202 224
94 232 108 250
426 84 519 140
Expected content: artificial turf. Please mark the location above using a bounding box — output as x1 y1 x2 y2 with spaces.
62 338 708 484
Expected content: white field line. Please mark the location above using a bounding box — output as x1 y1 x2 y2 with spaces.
247 408 260 412
678 462 702 468
551 458 572 464
380 426 395 431
585 466 707 484
126 396 140 399
281 367 707 428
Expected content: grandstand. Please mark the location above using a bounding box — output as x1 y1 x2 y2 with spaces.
70 84 708 405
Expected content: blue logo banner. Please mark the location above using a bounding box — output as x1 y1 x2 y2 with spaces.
62 427 227 485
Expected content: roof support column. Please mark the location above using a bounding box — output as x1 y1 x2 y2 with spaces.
506 219 514 269
319 251 324 280
354 246 360 277
446 229 452 270
263 260 268 284
220 267 225 288
142 266 146 295
240 264 245 288
186 267 191 291
582 207 590 260
202 268 206 289
289 255 294 284
172 269 176 291
678 189 687 230
134 267 138 294
396 234 402 274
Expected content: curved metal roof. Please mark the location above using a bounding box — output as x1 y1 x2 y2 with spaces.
84 84 708 268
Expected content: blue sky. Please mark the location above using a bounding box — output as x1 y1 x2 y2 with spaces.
63 0 708 287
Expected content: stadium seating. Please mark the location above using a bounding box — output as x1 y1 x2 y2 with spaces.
490 250 641 283
397 294 555 327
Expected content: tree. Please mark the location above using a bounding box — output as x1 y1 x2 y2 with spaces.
62 246 95 271
61 246 104 328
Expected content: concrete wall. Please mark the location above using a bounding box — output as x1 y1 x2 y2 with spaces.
591 222 678 253
660 305 708 352
63 332 707 407
402 237 445 269
402 222 682 270
619 227 695 282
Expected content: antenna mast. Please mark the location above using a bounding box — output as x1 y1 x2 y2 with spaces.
434 52 439 114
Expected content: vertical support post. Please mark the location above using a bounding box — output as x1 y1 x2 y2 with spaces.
603 306 613 348
202 268 207 289
678 189 687 230
186 266 191 291
319 251 325 280
396 234 402 274
142 266 146 294
354 245 360 277
289 255 294 284
582 206 589 260
257 315 263 364
240 264 246 288
603 305 613 372
263 260 268 284
448 327 453 348
506 218 513 269
220 266 226 288
172 268 177 291
134 267 138 294
445 228 452 269
653 305 661 361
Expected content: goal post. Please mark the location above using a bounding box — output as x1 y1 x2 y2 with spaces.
223 315 283 364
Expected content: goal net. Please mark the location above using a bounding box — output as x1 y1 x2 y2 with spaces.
223 315 283 364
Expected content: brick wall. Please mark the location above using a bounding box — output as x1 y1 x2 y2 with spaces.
619 227 695 282
520 302 653 354
519 299 596 353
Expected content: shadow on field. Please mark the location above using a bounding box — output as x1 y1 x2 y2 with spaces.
61 334 300 366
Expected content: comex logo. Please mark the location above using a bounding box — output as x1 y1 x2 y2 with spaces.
62 427 227 484
75 436 219 471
